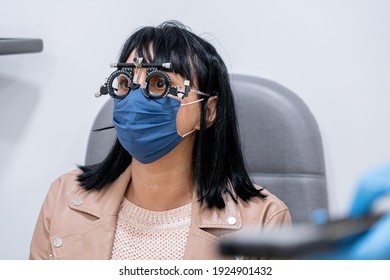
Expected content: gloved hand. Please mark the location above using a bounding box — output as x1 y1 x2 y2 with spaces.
349 163 390 217
345 163 390 259
310 163 390 260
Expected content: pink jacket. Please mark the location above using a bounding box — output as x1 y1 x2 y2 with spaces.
30 165 291 259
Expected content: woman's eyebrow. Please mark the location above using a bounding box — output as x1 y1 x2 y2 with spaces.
166 73 183 86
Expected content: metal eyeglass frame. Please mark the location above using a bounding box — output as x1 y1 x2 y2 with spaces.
96 57 209 100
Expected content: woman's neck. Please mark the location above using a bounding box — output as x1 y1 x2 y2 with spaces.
125 137 196 211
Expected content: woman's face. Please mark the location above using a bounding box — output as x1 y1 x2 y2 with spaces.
126 51 202 137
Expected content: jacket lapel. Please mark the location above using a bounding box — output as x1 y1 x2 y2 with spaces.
183 194 243 260
67 165 132 218
54 165 132 259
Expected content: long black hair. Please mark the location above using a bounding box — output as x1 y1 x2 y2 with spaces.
77 21 266 209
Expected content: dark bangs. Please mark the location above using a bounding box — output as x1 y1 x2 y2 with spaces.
118 21 210 92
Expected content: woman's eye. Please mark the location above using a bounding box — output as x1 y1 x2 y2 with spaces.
119 78 129 89
150 77 166 89
155 80 164 89
146 71 169 96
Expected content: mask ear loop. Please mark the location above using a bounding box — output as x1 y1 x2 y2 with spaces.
179 129 196 138
178 98 205 137
180 99 204 106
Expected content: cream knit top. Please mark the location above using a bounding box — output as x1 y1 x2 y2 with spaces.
110 198 192 260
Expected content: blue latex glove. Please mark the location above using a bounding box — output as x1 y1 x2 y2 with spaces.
310 163 390 259
345 163 390 259
349 163 390 217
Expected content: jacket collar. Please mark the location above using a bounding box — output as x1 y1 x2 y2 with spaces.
192 192 242 230
68 165 131 218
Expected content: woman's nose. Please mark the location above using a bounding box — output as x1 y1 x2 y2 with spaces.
133 68 147 86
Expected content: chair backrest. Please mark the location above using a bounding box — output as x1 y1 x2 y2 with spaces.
85 73 328 223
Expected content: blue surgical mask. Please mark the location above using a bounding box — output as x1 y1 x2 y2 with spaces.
113 87 201 164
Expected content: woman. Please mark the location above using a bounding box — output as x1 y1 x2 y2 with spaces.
30 21 291 260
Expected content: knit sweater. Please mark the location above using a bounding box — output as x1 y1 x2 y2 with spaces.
110 198 192 259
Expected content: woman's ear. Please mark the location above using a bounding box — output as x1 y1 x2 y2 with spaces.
205 96 218 128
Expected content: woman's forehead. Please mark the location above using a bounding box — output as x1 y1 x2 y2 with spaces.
125 50 184 81
124 48 198 87
125 45 155 63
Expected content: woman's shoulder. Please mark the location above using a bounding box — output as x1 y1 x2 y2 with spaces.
48 169 83 194
39 169 87 209
55 168 82 180
45 167 128 214
239 184 291 225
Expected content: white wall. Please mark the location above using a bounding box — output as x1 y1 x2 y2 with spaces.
1 0 389 259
